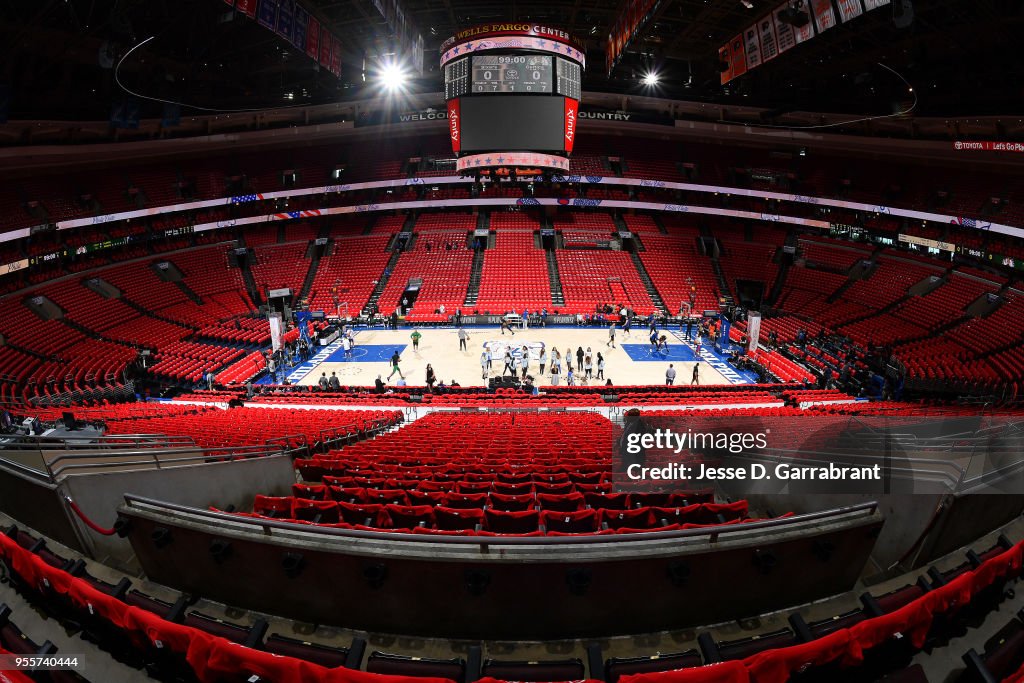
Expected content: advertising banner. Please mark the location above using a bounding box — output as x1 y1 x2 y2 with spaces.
747 310 762 353
447 99 461 153
564 97 579 153
269 314 283 352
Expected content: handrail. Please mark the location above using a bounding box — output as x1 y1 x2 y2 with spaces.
0 455 58 486
45 444 284 479
265 433 310 456
0 433 197 450
121 494 880 547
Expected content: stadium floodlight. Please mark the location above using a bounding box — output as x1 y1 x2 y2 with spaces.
641 72 660 87
378 60 408 92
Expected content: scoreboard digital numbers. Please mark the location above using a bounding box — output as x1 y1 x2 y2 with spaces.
471 55 553 93
445 58 469 99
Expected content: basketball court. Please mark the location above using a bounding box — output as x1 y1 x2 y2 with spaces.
277 325 758 388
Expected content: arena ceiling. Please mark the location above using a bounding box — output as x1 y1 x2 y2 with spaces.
1 0 1021 123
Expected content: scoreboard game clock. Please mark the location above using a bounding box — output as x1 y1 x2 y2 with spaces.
471 55 553 92
441 24 585 175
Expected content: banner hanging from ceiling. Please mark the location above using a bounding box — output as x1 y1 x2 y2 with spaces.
758 16 780 62
257 0 277 29
329 34 342 76
772 6 796 54
743 24 762 70
235 0 258 19
226 0 334 74
606 0 662 76
319 28 332 67
810 0 837 32
372 0 425 76
720 0 889 84
275 0 294 42
718 44 733 85
835 0 865 22
306 16 320 59
292 5 308 50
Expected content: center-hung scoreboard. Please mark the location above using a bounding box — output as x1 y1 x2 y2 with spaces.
440 24 586 175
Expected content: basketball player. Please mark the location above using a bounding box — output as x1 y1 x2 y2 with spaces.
480 349 491 380
503 348 516 376
387 350 404 380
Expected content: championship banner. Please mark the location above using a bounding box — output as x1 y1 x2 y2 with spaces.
564 98 579 153
257 0 277 29
719 44 733 85
329 34 343 75
835 0 864 22
306 17 320 60
275 0 294 41
319 30 332 67
743 24 762 70
729 34 747 79
269 314 284 353
792 11 816 43
292 5 308 50
757 16 779 62
810 0 837 32
772 6 796 54
863 0 890 9
235 0 258 18
605 0 661 75
747 311 762 354
447 99 461 152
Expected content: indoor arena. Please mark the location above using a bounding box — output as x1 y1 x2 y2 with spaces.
1 2 1023 683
